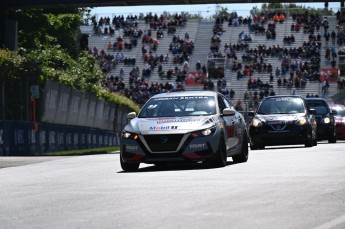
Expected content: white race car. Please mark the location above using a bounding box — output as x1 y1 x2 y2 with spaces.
120 91 248 171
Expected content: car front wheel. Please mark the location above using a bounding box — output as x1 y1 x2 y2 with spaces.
305 130 313 147
328 130 337 143
120 158 140 172
232 134 249 163
210 137 227 167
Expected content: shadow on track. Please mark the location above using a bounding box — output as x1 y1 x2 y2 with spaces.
117 161 237 173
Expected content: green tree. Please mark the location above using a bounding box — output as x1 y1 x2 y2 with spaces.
1 8 139 120
9 8 83 58
258 3 334 16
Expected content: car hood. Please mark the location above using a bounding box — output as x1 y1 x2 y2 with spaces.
255 113 305 123
125 115 218 135
335 116 345 124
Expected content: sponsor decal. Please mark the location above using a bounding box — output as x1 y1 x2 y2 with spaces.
40 131 46 144
58 132 64 145
71 96 80 114
80 99 89 116
14 129 24 145
226 126 235 137
156 118 201 124
149 126 178 130
154 96 209 102
189 143 206 150
93 134 97 145
0 130 3 145
47 89 58 110
58 93 69 112
66 133 72 145
30 130 36 144
126 145 138 151
74 133 79 146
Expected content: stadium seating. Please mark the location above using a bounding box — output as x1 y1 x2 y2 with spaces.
84 12 340 109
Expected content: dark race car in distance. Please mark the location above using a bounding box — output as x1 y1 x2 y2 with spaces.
305 98 337 143
249 95 317 150
329 104 345 140
120 91 249 172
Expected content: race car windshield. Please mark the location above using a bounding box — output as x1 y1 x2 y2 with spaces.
333 107 345 117
257 97 305 115
138 96 217 118
306 100 329 115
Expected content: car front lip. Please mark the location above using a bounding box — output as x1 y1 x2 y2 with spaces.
249 124 309 146
315 123 334 139
335 124 345 140
121 132 219 163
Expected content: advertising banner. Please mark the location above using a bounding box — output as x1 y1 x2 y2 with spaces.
55 84 71 125
320 68 339 83
0 121 118 155
77 93 90 127
185 72 206 86
94 100 105 129
86 95 98 128
42 80 60 123
68 89 82 126
41 80 127 132
116 107 123 133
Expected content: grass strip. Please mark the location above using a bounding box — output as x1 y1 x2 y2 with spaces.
43 146 120 156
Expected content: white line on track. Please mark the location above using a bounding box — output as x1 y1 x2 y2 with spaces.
313 214 345 229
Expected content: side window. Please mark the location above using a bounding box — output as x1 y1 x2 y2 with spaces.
218 95 227 113
222 96 234 109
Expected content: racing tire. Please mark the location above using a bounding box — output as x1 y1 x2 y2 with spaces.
313 135 318 146
210 138 227 168
305 131 313 148
120 158 140 172
250 143 259 150
328 131 337 143
232 134 249 163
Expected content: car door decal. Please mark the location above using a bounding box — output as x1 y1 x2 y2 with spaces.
226 126 235 137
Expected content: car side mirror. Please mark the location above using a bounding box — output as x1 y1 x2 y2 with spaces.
223 108 236 116
127 112 137 119
331 109 337 115
248 111 255 117
309 108 316 115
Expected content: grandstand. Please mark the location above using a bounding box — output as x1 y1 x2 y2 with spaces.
82 10 342 110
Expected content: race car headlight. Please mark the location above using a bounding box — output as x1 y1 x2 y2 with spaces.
122 131 139 140
201 128 213 136
251 118 263 127
296 117 307 126
322 117 331 124
191 125 216 138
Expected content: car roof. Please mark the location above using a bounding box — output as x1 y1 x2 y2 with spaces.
262 95 304 100
150 91 219 98
329 104 345 109
304 97 326 101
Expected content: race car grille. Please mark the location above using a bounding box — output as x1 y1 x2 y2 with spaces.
143 134 184 152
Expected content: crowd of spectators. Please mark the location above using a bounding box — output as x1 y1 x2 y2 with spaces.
88 8 342 108
90 12 193 105
223 9 337 109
